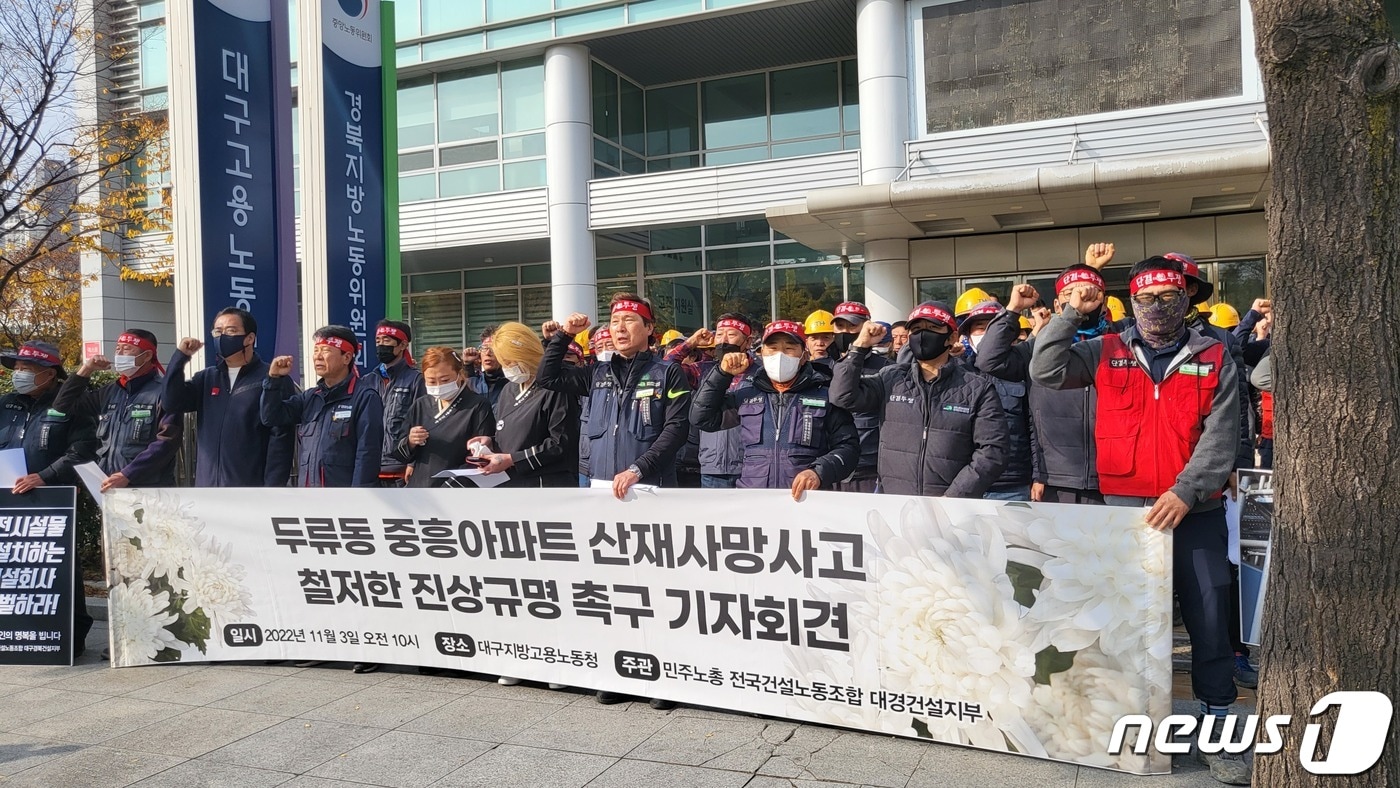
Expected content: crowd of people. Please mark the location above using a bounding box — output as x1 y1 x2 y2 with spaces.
0 243 1275 783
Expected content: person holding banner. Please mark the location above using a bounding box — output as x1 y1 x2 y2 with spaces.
830 303 1009 498
260 326 384 489
55 329 183 490
391 346 495 488
664 315 756 489
1029 256 1249 785
466 323 580 489
162 307 294 487
691 320 859 498
0 341 99 657
372 320 426 486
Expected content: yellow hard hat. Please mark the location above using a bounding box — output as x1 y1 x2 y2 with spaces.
1106 295 1127 323
574 328 590 351
661 329 684 346
955 287 993 316
804 310 835 336
1018 315 1032 331
1197 302 1212 315
1209 303 1241 329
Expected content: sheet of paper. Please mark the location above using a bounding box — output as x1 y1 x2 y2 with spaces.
588 478 658 495
432 467 510 489
74 461 107 500
0 448 26 489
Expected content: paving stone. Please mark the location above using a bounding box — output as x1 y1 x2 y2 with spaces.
375 670 491 695
786 732 928 787
587 758 752 788
399 696 559 743
629 716 794 771
128 759 296 788
0 686 108 731
468 679 580 705
202 718 383 773
1074 756 1224 788
125 667 274 706
506 705 669 757
433 744 615 788
58 665 190 696
308 731 491 788
15 696 189 745
907 741 1078 787
298 684 453 729
105 707 284 757
208 676 361 717
0 733 85 777
290 664 396 686
0 745 184 788
752 726 844 780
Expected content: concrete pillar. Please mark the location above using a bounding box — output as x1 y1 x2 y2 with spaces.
544 44 597 322
863 239 913 319
855 0 912 318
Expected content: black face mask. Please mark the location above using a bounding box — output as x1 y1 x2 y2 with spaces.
829 332 856 359
910 330 950 361
216 333 249 360
375 345 399 365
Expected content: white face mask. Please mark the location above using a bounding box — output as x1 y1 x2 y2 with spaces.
596 350 615 363
969 334 985 352
503 363 531 384
113 353 141 374
11 370 39 395
426 380 460 400
762 353 801 384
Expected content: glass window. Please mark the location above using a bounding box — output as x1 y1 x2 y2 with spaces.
400 172 437 202
501 58 545 133
709 269 772 324
487 0 549 22
592 62 620 144
556 6 626 36
1214 259 1267 311
465 290 520 347
916 278 959 306
597 279 638 319
465 267 519 289
522 287 552 329
702 74 767 150
410 271 462 292
770 62 839 141
622 151 646 175
438 66 499 143
421 0 482 35
776 266 843 321
397 46 421 67
620 79 645 154
645 84 699 157
142 91 170 112
397 77 436 149
644 275 706 333
394 0 419 37
503 159 546 190
399 150 434 172
846 261 865 303
705 218 769 246
962 278 1016 307
629 0 698 24
439 141 498 167
139 24 168 90
647 154 699 172
485 20 551 49
706 246 770 272
594 138 621 169
703 147 767 167
421 35 483 62
841 59 860 132
649 226 702 251
773 242 838 266
770 137 842 160
138 1 165 22
409 292 465 348
597 257 638 280
439 165 500 197
644 251 702 276
502 133 546 159
521 264 551 285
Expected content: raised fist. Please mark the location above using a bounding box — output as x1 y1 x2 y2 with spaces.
460 347 481 366
1250 298 1272 316
852 320 887 349
689 328 713 346
563 313 591 335
719 352 750 376
80 355 112 376
1008 284 1039 313
178 337 203 355
1068 285 1104 317
540 321 560 339
268 355 294 377
1084 242 1116 270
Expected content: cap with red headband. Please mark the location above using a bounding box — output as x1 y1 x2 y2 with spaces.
1129 269 1188 294
832 301 871 324
761 320 807 344
905 303 959 334
611 299 654 322
1162 252 1214 303
117 332 165 374
1054 266 1106 295
715 318 753 338
590 327 612 348
957 301 1003 332
14 343 63 366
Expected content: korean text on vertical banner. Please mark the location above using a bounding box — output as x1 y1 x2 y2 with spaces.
0 487 77 666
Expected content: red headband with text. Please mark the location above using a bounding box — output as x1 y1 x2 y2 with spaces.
1055 268 1106 295
117 332 165 373
611 299 654 322
906 304 958 333
316 336 357 354
716 318 753 338
376 325 409 343
16 344 61 366
1130 270 1187 294
762 320 807 344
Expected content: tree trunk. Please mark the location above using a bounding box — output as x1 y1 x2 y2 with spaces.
1250 1 1400 785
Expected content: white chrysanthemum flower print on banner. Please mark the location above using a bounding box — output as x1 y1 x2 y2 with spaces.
109 581 181 663
103 490 256 664
1023 645 1156 773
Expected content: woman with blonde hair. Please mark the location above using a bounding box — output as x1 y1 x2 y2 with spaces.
467 322 579 489
391 346 495 487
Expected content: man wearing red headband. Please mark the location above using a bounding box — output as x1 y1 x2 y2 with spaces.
1029 256 1248 785
826 301 889 493
831 302 1009 497
663 314 757 488
261 325 384 489
56 328 183 491
372 319 425 486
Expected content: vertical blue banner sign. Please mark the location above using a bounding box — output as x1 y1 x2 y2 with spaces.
318 0 386 368
190 0 292 363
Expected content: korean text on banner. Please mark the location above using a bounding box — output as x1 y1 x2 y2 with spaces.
103 487 1173 775
1 487 77 666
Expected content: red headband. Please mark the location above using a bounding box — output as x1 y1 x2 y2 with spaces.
716 318 753 338
1130 270 1187 294
1055 268 1106 295
117 333 164 374
376 325 409 343
907 304 958 333
833 301 871 321
611 300 653 322
316 336 357 354
566 342 585 358
16 345 61 365
762 320 807 343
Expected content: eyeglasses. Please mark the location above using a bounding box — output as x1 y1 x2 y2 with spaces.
1130 290 1185 306
210 329 246 338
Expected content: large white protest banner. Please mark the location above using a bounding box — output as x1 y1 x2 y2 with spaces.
103 487 1172 774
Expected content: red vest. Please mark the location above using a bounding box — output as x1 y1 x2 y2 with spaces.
1094 334 1225 499
1260 391 1274 440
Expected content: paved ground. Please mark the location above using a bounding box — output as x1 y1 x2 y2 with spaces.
0 622 1240 788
